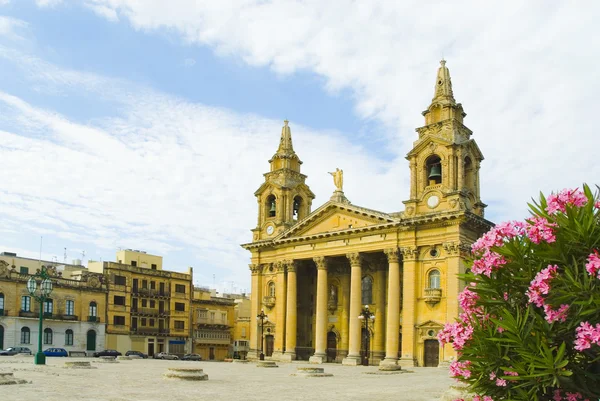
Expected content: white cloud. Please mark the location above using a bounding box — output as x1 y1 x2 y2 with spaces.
75 1 600 223
0 1 10 6
183 57 195 67
0 16 28 40
0 50 399 290
35 0 63 7
84 3 119 22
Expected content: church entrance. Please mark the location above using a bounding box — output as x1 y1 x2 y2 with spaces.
265 335 274 357
326 331 337 362
424 339 439 367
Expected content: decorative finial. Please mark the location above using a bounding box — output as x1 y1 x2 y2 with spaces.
440 59 446 66
284 120 289 126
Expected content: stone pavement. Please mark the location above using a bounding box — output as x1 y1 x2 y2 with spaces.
0 356 453 401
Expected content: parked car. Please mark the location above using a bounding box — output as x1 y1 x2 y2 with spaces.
155 352 178 360
125 350 148 359
93 349 122 357
182 353 202 361
43 348 68 357
0 347 32 356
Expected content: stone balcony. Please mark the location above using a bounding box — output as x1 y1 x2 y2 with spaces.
262 296 275 309
424 288 442 305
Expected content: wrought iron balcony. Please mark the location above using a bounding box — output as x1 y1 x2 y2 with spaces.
19 310 36 318
424 288 442 305
88 316 100 322
262 296 275 309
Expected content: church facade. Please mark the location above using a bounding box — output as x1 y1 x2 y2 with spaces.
241 61 493 367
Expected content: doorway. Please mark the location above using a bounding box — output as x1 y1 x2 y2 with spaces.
209 347 215 360
326 331 337 362
148 343 154 357
0 325 4 350
265 335 274 357
86 330 96 351
424 339 439 367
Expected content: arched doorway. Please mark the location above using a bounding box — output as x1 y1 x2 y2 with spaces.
326 331 337 362
86 330 96 351
265 335 274 357
424 339 439 367
0 325 4 350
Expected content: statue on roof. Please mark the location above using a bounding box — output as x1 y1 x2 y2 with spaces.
328 168 343 191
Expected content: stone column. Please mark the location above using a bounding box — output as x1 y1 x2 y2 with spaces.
399 247 417 367
373 264 386 363
283 260 297 361
382 248 401 365
339 267 350 359
273 261 287 358
342 252 362 365
457 149 464 191
409 158 417 199
249 264 262 358
309 256 328 363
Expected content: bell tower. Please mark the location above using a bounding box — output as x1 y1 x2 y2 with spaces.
252 120 315 241
403 60 486 217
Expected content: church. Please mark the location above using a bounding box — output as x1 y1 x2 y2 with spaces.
241 61 493 367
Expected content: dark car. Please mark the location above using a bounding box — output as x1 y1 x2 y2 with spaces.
93 349 122 357
182 353 202 361
0 347 32 356
43 348 68 357
125 350 148 359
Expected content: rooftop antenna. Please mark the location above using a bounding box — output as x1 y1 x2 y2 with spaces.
81 250 86 262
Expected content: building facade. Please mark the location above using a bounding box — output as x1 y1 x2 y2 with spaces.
0 253 107 354
88 249 193 356
191 287 235 361
241 61 493 367
231 294 251 359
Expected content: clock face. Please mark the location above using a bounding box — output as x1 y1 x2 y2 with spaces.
427 195 440 208
266 225 275 235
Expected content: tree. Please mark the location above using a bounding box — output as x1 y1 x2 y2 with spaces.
439 185 600 401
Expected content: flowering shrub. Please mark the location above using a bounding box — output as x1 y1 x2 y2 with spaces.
439 185 600 401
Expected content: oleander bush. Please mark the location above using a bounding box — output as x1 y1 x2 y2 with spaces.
439 185 600 401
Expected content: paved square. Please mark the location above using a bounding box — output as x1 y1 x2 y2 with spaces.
0 357 454 401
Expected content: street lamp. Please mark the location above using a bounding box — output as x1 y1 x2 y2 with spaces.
256 309 268 361
358 305 375 366
27 266 54 365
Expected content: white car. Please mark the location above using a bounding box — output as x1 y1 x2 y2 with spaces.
155 352 178 360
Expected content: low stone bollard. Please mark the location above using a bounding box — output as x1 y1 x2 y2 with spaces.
117 356 132 361
291 367 333 378
0 372 29 385
95 356 119 363
256 361 278 368
64 361 96 369
378 364 402 372
163 368 208 381
232 359 249 364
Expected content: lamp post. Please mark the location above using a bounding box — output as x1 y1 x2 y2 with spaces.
26 265 54 365
256 309 268 361
358 305 375 366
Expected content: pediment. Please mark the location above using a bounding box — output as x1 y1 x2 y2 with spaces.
406 136 452 158
277 201 397 240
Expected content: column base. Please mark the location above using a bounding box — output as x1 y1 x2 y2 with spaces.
309 353 326 364
380 357 399 366
280 352 296 362
271 351 285 360
398 357 416 368
341 355 361 366
372 351 385 365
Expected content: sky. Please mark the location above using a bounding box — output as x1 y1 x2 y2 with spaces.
0 1 598 293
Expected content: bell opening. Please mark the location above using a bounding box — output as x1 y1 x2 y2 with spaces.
426 155 442 185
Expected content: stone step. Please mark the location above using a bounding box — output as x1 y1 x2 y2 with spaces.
163 368 208 381
256 361 278 368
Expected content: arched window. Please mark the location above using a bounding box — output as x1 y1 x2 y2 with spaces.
0 293 4 314
65 329 74 346
21 327 30 344
464 156 473 190
268 282 276 297
89 302 97 318
44 328 53 345
428 270 441 289
293 196 303 221
266 195 276 218
426 155 442 185
361 276 373 305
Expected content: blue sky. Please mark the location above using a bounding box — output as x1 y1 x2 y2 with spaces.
0 1 598 293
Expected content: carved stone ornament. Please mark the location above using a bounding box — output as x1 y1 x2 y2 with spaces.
284 260 297 273
275 261 286 273
0 260 8 277
400 247 418 260
313 256 327 270
249 264 261 274
405 206 415 216
87 275 101 289
449 199 458 209
345 253 362 267
384 248 400 264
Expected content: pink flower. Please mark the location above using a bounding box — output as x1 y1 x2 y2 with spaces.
544 304 569 323
472 250 507 277
489 372 496 380
526 216 557 244
503 292 508 301
449 360 472 379
595 201 600 209
566 392 583 401
458 287 482 318
472 221 526 254
553 389 563 401
526 265 558 307
585 250 600 278
504 370 518 377
473 396 494 401
439 322 474 351
495 378 507 387
546 188 588 214
574 321 600 351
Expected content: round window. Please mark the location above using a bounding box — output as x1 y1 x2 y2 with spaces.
430 248 439 257
428 330 435 337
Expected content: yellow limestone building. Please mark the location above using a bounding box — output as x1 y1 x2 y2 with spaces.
241 61 493 367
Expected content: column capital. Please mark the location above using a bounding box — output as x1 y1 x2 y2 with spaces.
384 248 400 264
313 256 328 270
249 264 261 275
443 241 471 257
274 261 286 273
400 247 418 260
284 259 297 273
346 252 362 267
